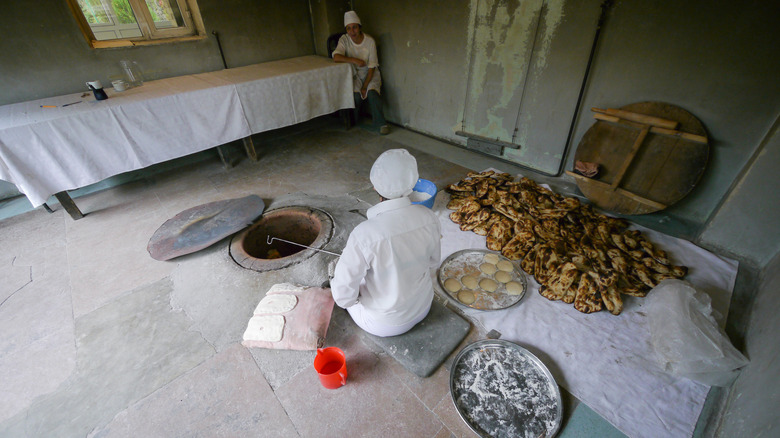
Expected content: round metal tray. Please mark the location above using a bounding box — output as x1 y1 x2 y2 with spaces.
450 340 563 438
437 249 527 310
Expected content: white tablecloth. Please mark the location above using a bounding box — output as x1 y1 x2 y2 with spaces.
433 174 738 438
0 55 354 207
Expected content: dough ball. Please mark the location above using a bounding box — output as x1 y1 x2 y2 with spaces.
444 278 461 293
480 263 498 275
483 253 500 264
497 260 514 272
458 290 476 305
495 271 512 283
480 278 498 292
461 275 479 289
506 281 524 295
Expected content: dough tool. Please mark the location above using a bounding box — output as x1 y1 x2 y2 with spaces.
266 235 341 257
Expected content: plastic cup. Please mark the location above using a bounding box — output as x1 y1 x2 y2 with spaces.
314 347 347 389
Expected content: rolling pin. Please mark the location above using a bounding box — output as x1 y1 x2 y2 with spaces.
592 113 707 144
591 107 679 130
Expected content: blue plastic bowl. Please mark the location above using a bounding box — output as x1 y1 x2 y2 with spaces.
411 178 437 209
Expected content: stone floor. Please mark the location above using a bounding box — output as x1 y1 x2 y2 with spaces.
0 117 701 437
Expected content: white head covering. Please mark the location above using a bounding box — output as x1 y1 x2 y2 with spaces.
344 11 361 27
370 149 419 199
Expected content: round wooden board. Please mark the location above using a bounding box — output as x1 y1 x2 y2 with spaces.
573 101 708 215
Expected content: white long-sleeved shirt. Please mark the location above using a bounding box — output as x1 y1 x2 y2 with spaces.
331 33 382 93
330 197 441 327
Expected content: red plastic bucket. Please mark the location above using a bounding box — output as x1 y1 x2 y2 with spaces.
314 347 347 389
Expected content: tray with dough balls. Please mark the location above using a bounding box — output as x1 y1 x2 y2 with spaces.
437 249 527 310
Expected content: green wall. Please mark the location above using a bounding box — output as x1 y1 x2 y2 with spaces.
0 0 314 105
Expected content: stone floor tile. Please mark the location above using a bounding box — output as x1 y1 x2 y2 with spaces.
0 208 66 255
433 425 456 438
0 241 73 359
383 350 452 411
0 327 76 423
67 209 175 317
0 278 215 437
89 344 297 438
275 335 443 438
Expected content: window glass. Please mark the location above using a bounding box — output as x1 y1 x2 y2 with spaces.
144 0 185 29
69 0 202 47
77 0 142 40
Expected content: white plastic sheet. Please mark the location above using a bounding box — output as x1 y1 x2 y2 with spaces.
433 173 739 438
646 279 748 387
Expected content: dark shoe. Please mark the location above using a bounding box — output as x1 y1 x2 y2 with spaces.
379 125 390 135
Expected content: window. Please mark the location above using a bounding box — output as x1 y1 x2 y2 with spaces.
67 0 205 48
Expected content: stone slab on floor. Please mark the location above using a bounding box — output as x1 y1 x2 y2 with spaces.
90 344 298 438
0 277 215 437
275 326 444 437
366 299 470 377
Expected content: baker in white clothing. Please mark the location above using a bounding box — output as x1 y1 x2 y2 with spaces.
330 149 441 337
331 10 390 135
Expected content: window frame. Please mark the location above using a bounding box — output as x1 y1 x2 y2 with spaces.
67 0 206 49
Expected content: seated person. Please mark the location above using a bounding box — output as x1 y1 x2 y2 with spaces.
331 10 390 135
330 149 441 337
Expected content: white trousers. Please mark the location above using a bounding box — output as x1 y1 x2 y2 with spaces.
347 300 432 337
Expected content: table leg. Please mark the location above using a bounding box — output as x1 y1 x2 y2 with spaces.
242 136 258 161
216 145 234 169
340 109 353 129
54 191 85 220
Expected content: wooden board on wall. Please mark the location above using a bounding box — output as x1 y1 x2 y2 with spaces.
571 101 709 215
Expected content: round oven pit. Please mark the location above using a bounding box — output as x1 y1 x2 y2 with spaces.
230 206 334 272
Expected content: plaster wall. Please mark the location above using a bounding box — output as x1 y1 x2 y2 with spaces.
569 1 780 230
700 120 780 267
0 0 314 106
716 249 780 437
310 0 351 57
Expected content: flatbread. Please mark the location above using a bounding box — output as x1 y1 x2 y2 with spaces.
243 315 285 342
444 278 462 293
458 290 476 304
480 263 498 275
497 260 514 272
461 275 479 289
480 278 498 292
495 271 512 283
506 281 524 295
254 294 298 314
483 253 500 264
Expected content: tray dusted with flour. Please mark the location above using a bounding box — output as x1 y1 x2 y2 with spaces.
437 249 527 310
450 339 562 437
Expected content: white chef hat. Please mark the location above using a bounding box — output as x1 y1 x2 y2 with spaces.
344 11 361 27
370 149 419 199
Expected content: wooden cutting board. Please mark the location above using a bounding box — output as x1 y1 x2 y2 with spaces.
569 101 708 215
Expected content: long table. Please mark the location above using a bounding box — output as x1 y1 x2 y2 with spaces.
0 55 354 218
